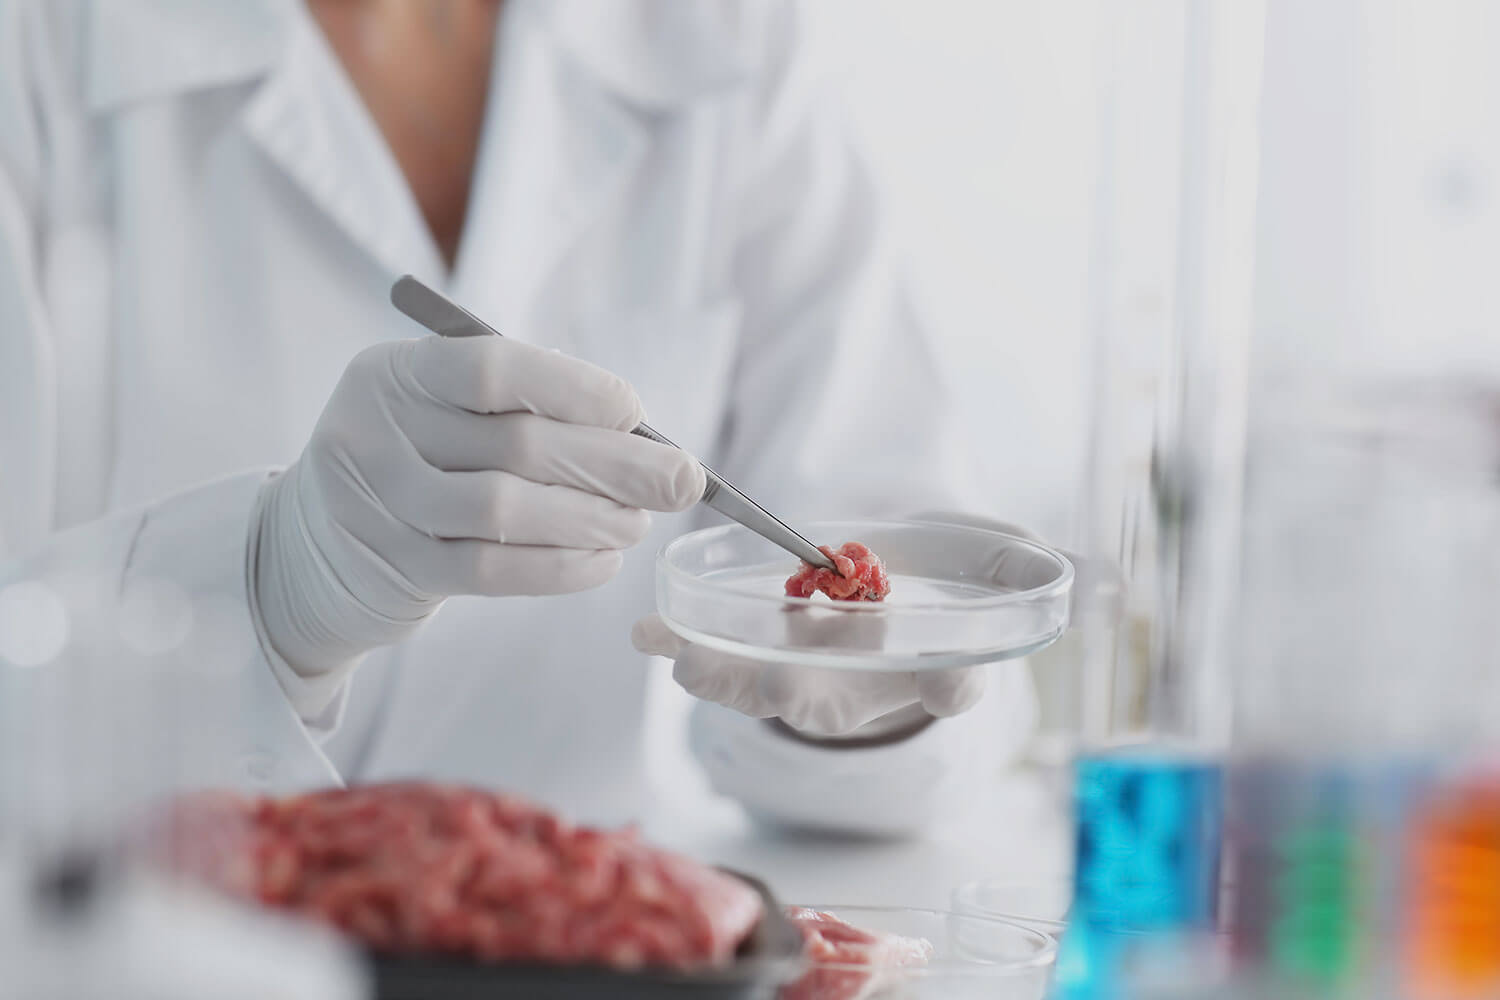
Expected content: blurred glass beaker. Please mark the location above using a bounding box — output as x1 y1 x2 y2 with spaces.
1226 375 1500 999
0 512 359 996
1234 376 1500 758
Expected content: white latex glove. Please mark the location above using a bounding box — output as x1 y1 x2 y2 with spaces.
631 613 986 737
252 334 706 701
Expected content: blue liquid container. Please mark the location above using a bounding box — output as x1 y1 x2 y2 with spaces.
1073 749 1224 930
1055 747 1225 999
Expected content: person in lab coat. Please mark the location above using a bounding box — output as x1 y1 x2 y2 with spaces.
0 0 1041 835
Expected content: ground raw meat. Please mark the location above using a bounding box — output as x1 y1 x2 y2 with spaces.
152 783 763 972
779 906 934 1000
784 542 891 602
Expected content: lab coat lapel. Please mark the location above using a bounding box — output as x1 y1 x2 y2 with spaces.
85 0 445 286
85 0 289 110
447 0 759 337
0 294 54 551
447 6 649 343
240 12 447 287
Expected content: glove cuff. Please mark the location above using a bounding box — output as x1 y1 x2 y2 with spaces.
249 464 419 718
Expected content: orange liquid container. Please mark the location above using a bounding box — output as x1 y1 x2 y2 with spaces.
1405 781 1500 1000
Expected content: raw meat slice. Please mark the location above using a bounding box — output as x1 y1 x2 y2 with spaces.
779 906 934 1000
152 783 762 973
785 542 891 602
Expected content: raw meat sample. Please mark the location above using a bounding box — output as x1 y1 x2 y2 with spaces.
779 906 934 1000
784 542 890 602
153 783 763 972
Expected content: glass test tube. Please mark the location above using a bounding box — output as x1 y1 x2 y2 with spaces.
1058 2 1265 996
1404 776 1500 1000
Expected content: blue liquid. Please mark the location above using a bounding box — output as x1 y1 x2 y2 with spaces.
1054 750 1224 1000
1073 750 1224 931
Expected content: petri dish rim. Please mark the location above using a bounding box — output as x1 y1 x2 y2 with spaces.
658 621 1067 670
658 519 1075 614
788 904 1060 975
950 877 1073 937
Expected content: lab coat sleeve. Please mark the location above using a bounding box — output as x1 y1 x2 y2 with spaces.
685 0 1038 834
0 2 340 794
0 473 345 793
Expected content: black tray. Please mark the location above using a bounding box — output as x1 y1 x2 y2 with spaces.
370 870 803 1000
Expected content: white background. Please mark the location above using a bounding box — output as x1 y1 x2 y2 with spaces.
805 0 1104 547
799 0 1500 543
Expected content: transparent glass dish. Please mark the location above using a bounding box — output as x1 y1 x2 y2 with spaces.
657 520 1074 671
779 905 1058 1000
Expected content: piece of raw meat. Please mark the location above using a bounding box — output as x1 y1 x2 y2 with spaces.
152 783 763 973
784 542 891 602
779 906 934 1000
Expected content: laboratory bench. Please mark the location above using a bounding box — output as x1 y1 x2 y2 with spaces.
644 765 1073 912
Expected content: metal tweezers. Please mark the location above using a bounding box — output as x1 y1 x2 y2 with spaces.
389 276 838 573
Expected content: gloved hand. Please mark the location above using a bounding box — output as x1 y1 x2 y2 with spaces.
631 613 987 737
252 334 706 696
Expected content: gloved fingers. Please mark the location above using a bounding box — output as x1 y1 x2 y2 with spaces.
915 665 988 717
641 613 944 736
404 335 643 430
402 408 705 512
630 613 685 658
367 460 652 548
671 645 779 719
766 666 923 736
433 540 625 597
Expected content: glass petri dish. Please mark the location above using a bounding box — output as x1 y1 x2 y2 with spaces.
657 519 1074 671
780 905 1058 1000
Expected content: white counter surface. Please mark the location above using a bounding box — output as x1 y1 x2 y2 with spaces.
639 668 1074 911
643 766 1073 912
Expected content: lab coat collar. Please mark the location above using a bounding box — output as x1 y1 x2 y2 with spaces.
84 0 293 112
81 0 757 294
238 14 449 285
446 3 648 336
85 0 445 282
84 0 759 114
446 0 760 326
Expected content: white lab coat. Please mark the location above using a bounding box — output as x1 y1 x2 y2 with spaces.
0 0 1035 833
